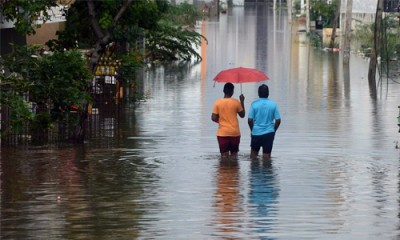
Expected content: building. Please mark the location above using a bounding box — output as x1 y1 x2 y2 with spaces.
0 3 69 56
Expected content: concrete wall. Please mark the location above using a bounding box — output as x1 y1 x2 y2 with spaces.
27 22 66 46
345 0 377 14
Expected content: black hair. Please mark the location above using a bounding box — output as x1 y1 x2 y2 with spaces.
223 83 234 96
258 84 269 98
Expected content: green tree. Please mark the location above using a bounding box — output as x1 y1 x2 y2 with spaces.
3 0 205 69
144 2 205 62
51 0 204 63
164 2 203 27
310 0 337 27
146 20 204 61
0 0 58 34
1 0 205 143
0 45 92 142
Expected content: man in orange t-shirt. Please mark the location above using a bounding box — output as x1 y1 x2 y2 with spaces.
211 83 245 158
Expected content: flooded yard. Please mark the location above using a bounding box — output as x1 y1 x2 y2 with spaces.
2 5 400 239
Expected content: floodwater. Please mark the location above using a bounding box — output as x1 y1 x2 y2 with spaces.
2 5 400 240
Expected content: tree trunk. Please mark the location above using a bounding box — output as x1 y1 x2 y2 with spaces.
368 0 383 98
72 102 88 144
31 102 49 145
343 0 353 65
86 0 133 73
71 0 134 144
329 0 341 48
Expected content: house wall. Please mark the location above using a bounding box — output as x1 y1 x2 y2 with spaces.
339 0 377 34
347 0 378 14
0 5 68 53
27 22 66 46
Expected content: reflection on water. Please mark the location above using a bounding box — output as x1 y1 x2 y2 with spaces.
213 159 242 239
2 4 400 240
248 160 279 239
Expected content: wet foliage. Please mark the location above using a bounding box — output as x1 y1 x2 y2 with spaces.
0 0 58 35
0 45 92 137
47 0 205 62
353 16 400 77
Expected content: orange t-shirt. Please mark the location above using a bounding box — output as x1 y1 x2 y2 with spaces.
212 98 243 137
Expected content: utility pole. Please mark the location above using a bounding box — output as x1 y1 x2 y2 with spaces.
343 0 353 65
287 0 292 24
306 0 310 33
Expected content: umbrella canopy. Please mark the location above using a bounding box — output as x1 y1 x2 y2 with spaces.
213 67 269 84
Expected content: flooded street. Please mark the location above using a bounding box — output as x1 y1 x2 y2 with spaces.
2 5 400 239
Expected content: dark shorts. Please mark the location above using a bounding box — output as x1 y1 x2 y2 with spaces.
251 132 275 154
217 136 241 153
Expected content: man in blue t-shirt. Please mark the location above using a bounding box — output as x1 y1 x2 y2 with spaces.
248 84 281 160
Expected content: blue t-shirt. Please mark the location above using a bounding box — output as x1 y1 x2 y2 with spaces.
248 98 280 136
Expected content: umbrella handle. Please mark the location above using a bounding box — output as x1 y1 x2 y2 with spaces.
240 83 242 94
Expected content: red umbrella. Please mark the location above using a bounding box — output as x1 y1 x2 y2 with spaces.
213 67 269 93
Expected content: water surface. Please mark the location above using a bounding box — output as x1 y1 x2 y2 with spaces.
2 5 400 240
